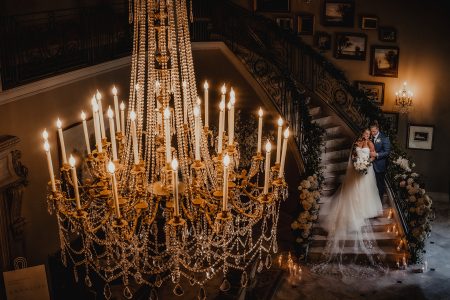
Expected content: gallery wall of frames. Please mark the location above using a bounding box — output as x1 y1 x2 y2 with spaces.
230 0 450 193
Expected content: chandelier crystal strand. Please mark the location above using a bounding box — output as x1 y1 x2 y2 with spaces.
43 0 289 293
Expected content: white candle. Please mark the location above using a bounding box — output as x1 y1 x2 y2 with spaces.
221 84 227 133
112 86 121 132
69 155 81 210
222 154 230 211
120 102 125 134
107 107 118 161
107 161 121 218
204 80 209 128
92 99 103 153
96 90 106 139
279 128 289 178
193 105 201 161
182 81 188 123
130 111 139 165
227 101 232 145
276 117 283 164
171 158 180 217
56 118 67 164
164 107 172 163
264 141 272 194
257 108 263 154
43 141 56 192
218 100 225 154
229 88 236 145
80 111 91 155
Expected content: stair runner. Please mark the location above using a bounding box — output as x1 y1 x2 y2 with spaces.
307 105 406 266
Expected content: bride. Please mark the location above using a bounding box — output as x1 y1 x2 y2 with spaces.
322 128 383 259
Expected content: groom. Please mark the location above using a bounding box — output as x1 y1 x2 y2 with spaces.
370 121 391 200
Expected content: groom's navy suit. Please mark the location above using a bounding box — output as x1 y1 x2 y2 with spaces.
371 132 391 199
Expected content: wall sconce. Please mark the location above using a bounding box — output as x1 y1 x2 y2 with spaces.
395 81 414 114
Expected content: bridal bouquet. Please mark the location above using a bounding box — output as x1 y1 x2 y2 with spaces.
353 156 371 175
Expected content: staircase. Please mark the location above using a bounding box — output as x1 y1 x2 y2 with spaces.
307 104 405 265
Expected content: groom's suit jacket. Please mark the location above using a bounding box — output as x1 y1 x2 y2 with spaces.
372 132 391 173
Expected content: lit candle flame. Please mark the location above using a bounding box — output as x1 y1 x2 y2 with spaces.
265 140 272 152
112 86 117 96
107 107 114 119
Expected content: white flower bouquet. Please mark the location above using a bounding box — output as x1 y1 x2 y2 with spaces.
353 156 371 175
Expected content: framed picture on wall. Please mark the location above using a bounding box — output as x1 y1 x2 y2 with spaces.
297 13 315 35
360 16 378 29
255 0 290 12
334 32 367 60
314 31 332 51
370 45 400 77
323 0 355 27
379 27 397 42
383 111 399 134
355 80 385 105
407 124 434 150
276 17 293 30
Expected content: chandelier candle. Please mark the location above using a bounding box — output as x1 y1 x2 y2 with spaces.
130 111 139 165
120 102 125 134
69 155 81 210
92 99 103 153
221 84 227 131
257 108 263 154
171 158 180 217
164 107 172 164
194 105 201 161
228 88 236 145
222 154 231 211
80 112 91 155
276 117 283 164
107 107 118 161
218 100 225 154
96 91 106 139
107 161 121 218
264 141 272 194
43 141 56 192
279 128 290 178
56 118 67 164
204 80 209 128
112 86 121 132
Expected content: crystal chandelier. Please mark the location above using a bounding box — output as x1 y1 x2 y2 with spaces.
41 0 289 298
395 81 414 114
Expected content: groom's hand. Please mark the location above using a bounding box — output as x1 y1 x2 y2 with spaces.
370 151 377 159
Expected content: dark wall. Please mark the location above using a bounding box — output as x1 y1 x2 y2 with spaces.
233 0 450 193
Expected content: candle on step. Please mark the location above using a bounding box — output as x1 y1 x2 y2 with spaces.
92 98 103 153
171 158 180 217
194 105 201 161
80 111 91 155
204 80 209 128
264 140 272 194
43 141 56 192
257 108 263 154
56 118 67 164
164 107 172 164
130 111 139 165
279 128 289 178
96 90 106 139
120 102 126 134
276 117 283 164
222 154 230 211
112 86 121 132
107 161 121 218
69 155 81 210
218 100 225 154
107 107 118 161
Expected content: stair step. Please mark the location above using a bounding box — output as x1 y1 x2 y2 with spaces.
309 106 322 117
312 115 335 127
324 161 348 173
324 125 342 138
324 137 348 149
321 148 351 162
310 232 399 247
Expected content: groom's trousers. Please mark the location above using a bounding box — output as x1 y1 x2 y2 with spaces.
375 171 386 200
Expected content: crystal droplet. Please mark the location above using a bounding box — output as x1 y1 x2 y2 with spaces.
73 268 79 283
103 284 112 300
273 241 278 254
135 272 143 284
149 288 158 300
265 255 272 269
241 271 248 287
155 274 162 287
85 275 92 287
257 260 264 273
197 286 206 300
189 277 196 286
123 286 133 299
173 283 184 297
219 278 231 292
235 256 241 265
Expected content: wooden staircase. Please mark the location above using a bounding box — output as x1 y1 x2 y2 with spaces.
307 104 406 266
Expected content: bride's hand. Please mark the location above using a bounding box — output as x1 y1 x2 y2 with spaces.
370 151 377 159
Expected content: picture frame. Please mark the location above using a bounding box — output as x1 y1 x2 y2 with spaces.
255 0 290 12
407 124 434 150
334 32 367 60
276 17 293 30
355 80 385 105
360 16 378 29
323 0 355 27
379 26 397 42
383 111 399 134
297 13 315 35
370 45 400 77
314 31 332 52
